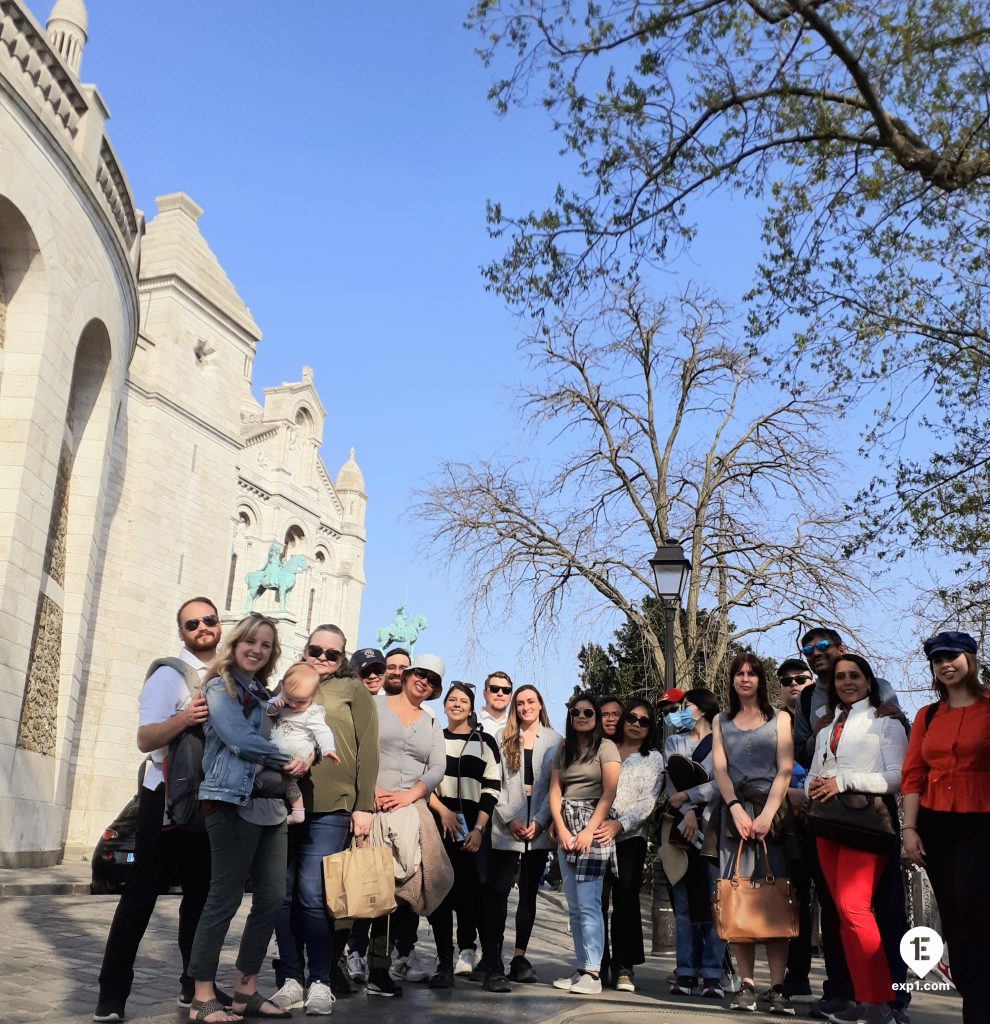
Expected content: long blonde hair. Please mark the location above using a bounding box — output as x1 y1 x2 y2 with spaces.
501 684 550 776
210 614 282 698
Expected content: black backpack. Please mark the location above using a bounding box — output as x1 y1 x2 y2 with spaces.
149 658 207 832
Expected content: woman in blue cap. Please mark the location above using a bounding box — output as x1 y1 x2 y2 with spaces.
902 631 990 1024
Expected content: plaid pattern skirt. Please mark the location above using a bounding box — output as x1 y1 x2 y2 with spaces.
561 798 619 881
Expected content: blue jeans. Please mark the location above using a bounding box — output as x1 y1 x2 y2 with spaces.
274 811 350 984
558 853 605 972
671 865 724 982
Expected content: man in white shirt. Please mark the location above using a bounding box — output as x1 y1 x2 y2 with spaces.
477 671 513 734
94 598 225 1023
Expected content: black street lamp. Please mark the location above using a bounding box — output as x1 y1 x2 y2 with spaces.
649 540 692 693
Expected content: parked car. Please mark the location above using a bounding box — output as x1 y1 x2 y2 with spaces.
90 759 178 895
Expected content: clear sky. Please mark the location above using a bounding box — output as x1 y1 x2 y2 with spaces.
28 1 937 711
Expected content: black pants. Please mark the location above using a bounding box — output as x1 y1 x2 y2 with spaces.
368 900 420 973
485 847 549 964
918 808 990 1024
97 784 211 1007
784 830 813 991
427 838 496 966
600 836 647 979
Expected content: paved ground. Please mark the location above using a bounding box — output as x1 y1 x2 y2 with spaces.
0 867 962 1024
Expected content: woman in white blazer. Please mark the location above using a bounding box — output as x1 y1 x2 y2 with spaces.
805 654 908 1024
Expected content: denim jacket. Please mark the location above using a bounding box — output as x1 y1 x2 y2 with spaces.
199 673 291 805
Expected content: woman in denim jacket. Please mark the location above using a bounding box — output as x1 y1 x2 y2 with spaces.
185 614 310 1024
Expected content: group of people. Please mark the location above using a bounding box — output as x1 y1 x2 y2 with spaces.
91 602 989 1024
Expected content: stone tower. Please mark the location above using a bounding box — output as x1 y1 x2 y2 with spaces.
46 0 87 75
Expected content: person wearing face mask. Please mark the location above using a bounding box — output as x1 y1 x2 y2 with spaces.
661 689 725 1000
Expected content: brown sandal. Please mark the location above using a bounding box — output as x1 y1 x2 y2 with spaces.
231 991 291 1019
189 998 242 1022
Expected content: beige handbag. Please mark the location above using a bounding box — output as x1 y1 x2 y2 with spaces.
322 836 397 920
713 839 799 943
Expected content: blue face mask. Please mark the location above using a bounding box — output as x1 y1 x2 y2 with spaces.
664 707 695 731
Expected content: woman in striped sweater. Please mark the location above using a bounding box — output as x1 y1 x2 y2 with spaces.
426 682 502 989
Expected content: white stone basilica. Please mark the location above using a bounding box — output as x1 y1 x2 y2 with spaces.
0 0 367 865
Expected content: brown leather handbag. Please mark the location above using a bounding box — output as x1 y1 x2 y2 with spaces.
713 839 799 943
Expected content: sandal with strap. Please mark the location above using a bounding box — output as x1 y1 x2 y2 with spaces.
188 998 242 1023
231 991 291 1019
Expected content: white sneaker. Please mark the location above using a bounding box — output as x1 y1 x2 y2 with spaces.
454 948 477 976
347 950 368 983
270 978 305 1010
390 950 431 983
569 973 603 994
553 971 582 991
305 980 335 1016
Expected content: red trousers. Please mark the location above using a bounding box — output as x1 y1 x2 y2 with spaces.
816 838 894 1005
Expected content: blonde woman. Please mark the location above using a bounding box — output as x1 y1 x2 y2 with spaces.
185 614 309 1024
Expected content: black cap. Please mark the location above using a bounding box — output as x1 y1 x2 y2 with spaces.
923 631 978 660
350 647 386 674
777 658 811 679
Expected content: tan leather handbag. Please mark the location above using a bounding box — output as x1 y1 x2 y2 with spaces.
713 839 799 943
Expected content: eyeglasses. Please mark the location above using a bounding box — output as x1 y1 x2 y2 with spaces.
569 707 595 719
306 645 343 662
802 640 835 656
360 667 384 678
411 667 441 687
601 710 622 718
625 713 651 728
487 684 512 695
780 674 810 686
183 615 219 631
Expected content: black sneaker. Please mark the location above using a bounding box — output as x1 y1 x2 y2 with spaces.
93 1006 125 1023
331 962 355 997
508 955 537 983
468 963 488 983
429 962 455 989
367 970 403 998
810 997 854 1020
670 976 698 996
483 971 512 993
732 982 758 1012
768 985 796 1016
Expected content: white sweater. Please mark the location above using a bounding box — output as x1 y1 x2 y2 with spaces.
805 698 908 795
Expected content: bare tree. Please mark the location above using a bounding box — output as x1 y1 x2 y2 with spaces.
418 286 870 696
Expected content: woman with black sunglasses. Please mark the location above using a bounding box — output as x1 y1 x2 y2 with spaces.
595 699 664 992
548 692 621 995
270 624 379 1015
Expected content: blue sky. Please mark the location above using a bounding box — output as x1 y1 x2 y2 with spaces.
32 1 938 711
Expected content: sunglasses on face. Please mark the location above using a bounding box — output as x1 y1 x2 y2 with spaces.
625 713 651 728
183 615 219 631
781 674 810 686
487 684 512 695
306 645 343 662
361 667 384 678
802 640 834 656
569 706 596 719
411 667 441 687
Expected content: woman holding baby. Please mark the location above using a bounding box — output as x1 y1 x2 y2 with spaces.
269 623 380 1015
184 613 311 1023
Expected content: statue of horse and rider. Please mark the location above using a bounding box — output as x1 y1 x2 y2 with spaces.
245 540 308 613
376 603 428 655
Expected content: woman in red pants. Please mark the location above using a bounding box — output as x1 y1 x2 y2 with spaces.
806 653 908 1024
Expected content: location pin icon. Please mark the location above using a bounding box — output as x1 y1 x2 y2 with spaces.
900 926 943 979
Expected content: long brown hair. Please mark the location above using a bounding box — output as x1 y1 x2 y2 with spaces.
211 614 281 698
501 684 550 775
726 651 773 721
932 651 988 703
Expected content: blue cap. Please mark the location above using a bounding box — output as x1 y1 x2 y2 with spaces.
923 631 978 660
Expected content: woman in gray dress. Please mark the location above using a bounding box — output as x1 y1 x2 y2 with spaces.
712 651 795 1015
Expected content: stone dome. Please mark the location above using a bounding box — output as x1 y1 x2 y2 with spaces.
48 0 88 34
335 448 365 492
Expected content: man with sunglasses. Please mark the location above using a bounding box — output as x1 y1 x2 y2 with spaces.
478 671 513 734
790 628 910 1023
352 647 387 695
95 598 228 1023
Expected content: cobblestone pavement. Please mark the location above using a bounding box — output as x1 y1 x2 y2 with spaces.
0 887 960 1024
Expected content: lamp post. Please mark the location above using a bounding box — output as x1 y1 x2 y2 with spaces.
649 539 692 692
648 539 691 954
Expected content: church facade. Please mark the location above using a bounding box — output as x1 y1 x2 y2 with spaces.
0 0 366 865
